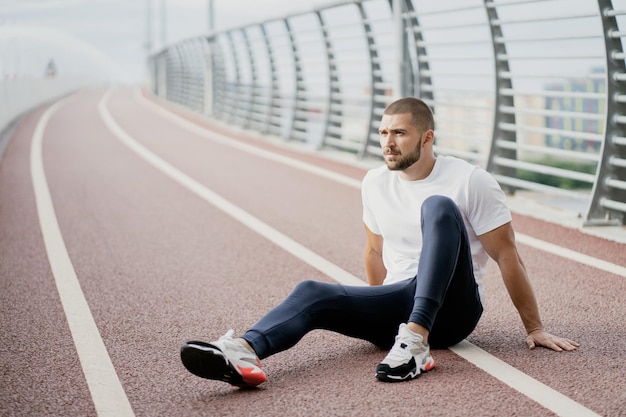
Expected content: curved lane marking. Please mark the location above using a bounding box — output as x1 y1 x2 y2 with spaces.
101 89 601 416
31 95 135 416
448 341 597 417
132 89 625 279
131 89 363 189
98 91 359 287
515 233 626 278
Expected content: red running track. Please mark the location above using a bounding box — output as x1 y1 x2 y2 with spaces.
1 88 625 417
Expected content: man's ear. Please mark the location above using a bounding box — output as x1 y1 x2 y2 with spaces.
422 129 435 146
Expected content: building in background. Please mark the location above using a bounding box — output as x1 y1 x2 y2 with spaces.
544 67 605 153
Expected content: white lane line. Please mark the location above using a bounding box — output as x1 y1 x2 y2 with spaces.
98 90 358 287
449 341 600 417
31 96 135 416
132 89 363 189
515 233 626 278
133 89 625 280
103 89 600 416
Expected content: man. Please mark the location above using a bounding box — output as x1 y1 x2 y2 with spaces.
180 97 579 387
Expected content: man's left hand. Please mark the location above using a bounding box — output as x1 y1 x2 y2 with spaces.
526 329 579 352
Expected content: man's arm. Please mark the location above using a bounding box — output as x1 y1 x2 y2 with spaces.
364 224 386 286
478 222 579 352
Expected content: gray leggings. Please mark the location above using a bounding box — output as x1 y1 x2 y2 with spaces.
243 195 483 359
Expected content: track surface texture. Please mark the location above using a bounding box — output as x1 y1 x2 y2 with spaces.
1 88 625 417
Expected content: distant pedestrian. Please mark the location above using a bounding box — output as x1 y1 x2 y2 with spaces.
180 97 579 387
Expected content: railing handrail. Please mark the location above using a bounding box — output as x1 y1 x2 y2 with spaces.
148 0 626 226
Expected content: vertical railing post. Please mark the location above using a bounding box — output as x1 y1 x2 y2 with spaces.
193 39 206 113
224 32 242 123
176 44 186 106
483 1 518 192
178 43 188 108
166 46 180 104
212 35 229 120
208 36 227 120
260 24 278 136
202 36 214 117
159 53 168 99
283 18 307 142
402 0 433 104
316 11 342 151
586 0 626 224
241 28 256 129
392 0 403 99
357 2 385 159
151 52 168 99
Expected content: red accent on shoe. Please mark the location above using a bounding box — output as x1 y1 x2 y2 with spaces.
237 364 267 386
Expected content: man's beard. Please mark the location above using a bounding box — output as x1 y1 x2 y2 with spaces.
384 140 422 171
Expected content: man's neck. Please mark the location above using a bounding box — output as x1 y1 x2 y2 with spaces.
398 155 437 181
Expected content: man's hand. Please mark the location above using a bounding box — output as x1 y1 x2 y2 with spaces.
526 329 580 352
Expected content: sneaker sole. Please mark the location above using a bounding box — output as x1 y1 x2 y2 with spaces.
375 357 435 382
180 341 249 387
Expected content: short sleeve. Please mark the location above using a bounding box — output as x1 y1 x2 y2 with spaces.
361 172 381 234
467 168 512 236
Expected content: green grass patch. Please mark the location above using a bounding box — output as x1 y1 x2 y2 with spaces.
516 158 596 190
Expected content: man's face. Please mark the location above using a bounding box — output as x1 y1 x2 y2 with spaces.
378 113 423 171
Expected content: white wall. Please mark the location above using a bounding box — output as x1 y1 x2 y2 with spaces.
0 77 90 133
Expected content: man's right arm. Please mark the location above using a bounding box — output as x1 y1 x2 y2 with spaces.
364 224 386 286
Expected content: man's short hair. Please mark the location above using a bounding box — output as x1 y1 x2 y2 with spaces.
384 97 434 131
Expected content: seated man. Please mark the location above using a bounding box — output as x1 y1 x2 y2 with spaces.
180 97 579 387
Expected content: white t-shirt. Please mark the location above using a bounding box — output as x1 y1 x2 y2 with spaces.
361 155 512 301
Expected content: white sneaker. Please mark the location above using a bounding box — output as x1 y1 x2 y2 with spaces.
181 330 267 387
376 323 435 382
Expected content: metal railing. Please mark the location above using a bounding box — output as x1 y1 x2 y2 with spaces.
148 0 626 226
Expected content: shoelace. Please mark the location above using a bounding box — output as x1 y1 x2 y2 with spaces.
385 335 416 361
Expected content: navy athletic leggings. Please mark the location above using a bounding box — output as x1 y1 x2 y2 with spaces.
242 195 483 359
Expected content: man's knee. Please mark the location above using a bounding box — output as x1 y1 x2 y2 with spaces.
421 195 460 224
291 280 339 302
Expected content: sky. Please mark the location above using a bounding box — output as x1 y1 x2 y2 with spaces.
0 0 316 83
0 0 605 86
